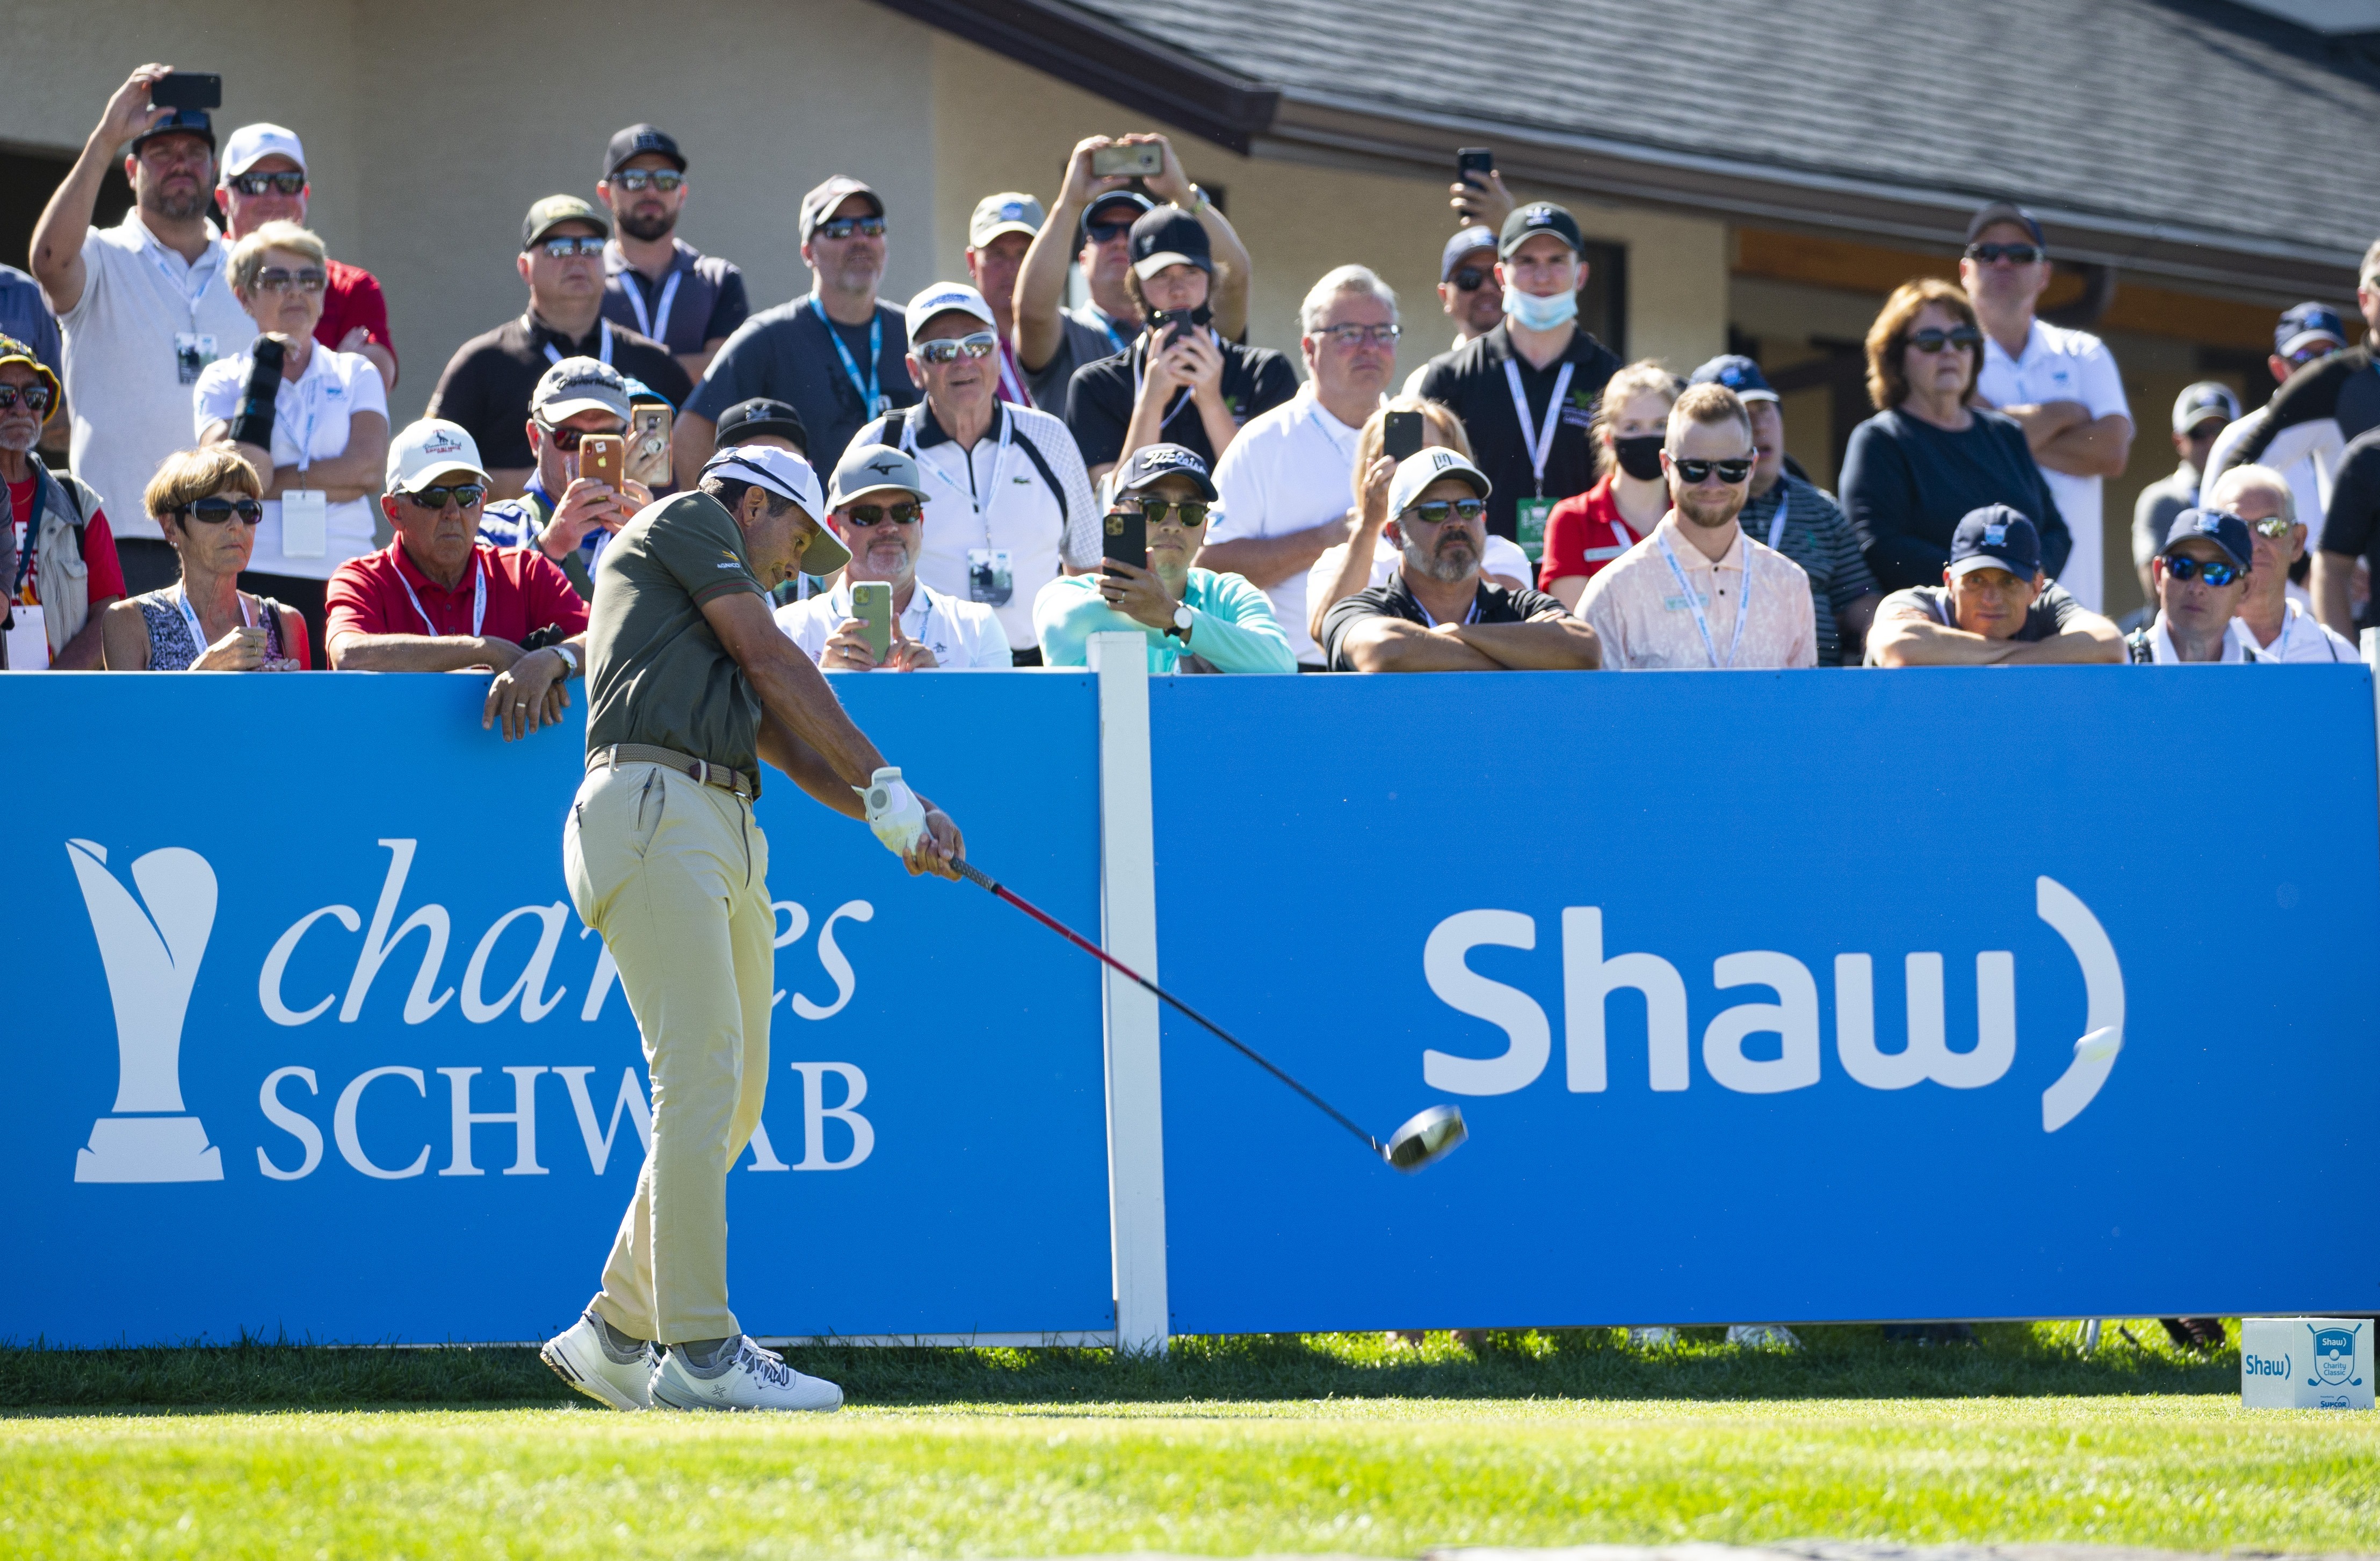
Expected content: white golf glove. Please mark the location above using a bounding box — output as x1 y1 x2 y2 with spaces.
858 766 928 857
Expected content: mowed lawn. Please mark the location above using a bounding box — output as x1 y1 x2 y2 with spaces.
3 1326 2375 1559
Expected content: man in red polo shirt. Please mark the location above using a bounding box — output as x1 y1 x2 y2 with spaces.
326 419 588 739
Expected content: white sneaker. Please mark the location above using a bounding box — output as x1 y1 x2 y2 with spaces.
540 1312 653 1412
1627 1326 1677 1348
650 1336 843 1413
1726 1323 1803 1351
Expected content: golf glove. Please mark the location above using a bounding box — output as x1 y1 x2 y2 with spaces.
858 766 928 856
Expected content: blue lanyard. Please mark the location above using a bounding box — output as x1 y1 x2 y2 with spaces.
1655 530 1754 669
814 300 884 417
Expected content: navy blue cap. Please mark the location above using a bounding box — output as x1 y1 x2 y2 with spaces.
1128 206 1211 279
1440 225 1496 282
1082 190 1153 242
2164 507 2254 571
2275 302 2348 357
1499 202 1582 259
715 396 808 454
1948 505 2043 579
131 108 215 155
1115 442 1217 501
604 124 685 178
1689 354 1778 403
1966 200 2044 246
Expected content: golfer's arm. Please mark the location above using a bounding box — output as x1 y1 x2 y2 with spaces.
2313 551 2357 638
705 590 887 790
1449 615 1602 670
755 711 864 818
1867 613 2015 667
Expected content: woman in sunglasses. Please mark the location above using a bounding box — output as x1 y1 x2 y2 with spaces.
1839 278 2070 593
193 220 388 657
101 447 307 670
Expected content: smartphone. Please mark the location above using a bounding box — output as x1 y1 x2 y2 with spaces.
626 406 672 487
151 73 223 112
850 580 893 663
1103 504 1146 572
1383 410 1424 462
1091 142 1164 179
578 434 624 490
1456 147 1495 190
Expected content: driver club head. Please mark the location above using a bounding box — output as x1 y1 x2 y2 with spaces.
1383 1104 1467 1173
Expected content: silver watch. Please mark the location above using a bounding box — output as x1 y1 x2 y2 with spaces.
549 642 580 677
1169 604 1195 640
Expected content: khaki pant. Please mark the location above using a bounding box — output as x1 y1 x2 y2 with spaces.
563 760 773 1345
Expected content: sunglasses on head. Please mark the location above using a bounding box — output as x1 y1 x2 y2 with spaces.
180 496 263 525
539 422 626 451
254 266 327 295
843 500 920 527
2163 554 2242 585
1670 456 1754 484
228 170 306 197
1132 497 1210 527
1450 267 1489 293
814 216 885 241
914 332 999 365
403 484 486 511
1905 326 1983 354
535 235 606 259
1402 497 1485 526
1965 242 2044 265
610 169 684 193
0 383 54 413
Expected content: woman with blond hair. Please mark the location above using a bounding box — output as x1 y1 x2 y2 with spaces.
1536 358 1682 607
102 447 308 670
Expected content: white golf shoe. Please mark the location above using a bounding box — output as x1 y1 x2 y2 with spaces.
650 1335 843 1413
540 1311 654 1412
1726 1323 1804 1351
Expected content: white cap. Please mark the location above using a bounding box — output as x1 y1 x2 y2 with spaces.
902 281 997 345
386 419 490 493
1387 447 1492 518
702 445 847 572
222 123 307 178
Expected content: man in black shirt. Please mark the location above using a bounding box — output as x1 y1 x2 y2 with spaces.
427 195 691 498
1416 202 1622 556
1062 205 1295 485
1865 507 2119 666
2204 236 2380 514
2317 424 2380 634
1321 447 1600 671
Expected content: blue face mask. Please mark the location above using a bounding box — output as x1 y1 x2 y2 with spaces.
1503 285 1578 332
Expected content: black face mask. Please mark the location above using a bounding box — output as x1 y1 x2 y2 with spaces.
1612 434 1666 483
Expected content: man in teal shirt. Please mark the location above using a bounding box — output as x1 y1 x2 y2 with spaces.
1033 444 1294 672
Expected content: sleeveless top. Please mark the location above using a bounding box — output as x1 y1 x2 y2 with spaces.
132 585 303 671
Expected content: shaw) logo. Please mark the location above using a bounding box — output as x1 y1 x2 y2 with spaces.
2310 1323 2365 1389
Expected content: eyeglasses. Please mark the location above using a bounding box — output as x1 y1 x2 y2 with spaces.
2162 554 2243 585
2285 342 2341 368
1965 242 2044 265
402 484 487 511
1905 326 1983 354
1402 497 1486 526
1669 456 1754 484
1311 323 1401 347
535 236 607 259
0 383 54 413
609 170 684 193
843 501 920 527
254 266 328 295
1135 498 1211 527
228 171 306 197
814 216 885 241
1450 267 1489 293
914 332 999 365
1085 220 1135 246
2248 516 2297 539
179 496 263 525
538 422 627 451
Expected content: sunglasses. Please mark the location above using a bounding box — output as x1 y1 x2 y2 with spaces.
535 236 606 259
1402 497 1486 525
1134 498 1211 527
0 383 54 413
914 332 999 365
1450 267 1489 293
1084 220 1135 245
402 484 487 511
1965 242 2044 265
1312 323 1401 347
843 500 920 527
609 169 684 193
180 496 263 525
814 216 885 241
2162 554 2242 585
254 266 328 295
539 422 626 451
1669 456 1754 484
227 170 306 197
2249 515 2297 539
2285 341 2341 368
1905 326 1984 354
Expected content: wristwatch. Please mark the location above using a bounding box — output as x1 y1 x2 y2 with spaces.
548 643 580 678
1168 604 1195 641
1187 183 1212 215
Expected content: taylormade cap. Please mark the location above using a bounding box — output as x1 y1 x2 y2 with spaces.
0 333 62 426
1947 505 2043 579
1966 200 2045 246
1115 442 1218 502
1128 206 1212 279
2171 381 2240 435
604 124 685 178
702 445 849 573
970 192 1044 247
1440 225 1496 282
2275 301 2349 358
1388 447 1492 516
221 122 305 177
1499 202 1582 259
829 443 929 509
2164 506 2253 571
386 419 491 494
1690 353 1779 403
715 397 808 454
902 281 997 345
532 357 632 424
523 193 608 249
800 176 883 244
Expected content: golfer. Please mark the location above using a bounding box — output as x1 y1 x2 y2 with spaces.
540 444 963 1413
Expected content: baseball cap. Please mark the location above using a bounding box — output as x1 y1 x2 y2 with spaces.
1499 202 1582 259
1082 190 1153 241
2275 301 2349 358
0 334 62 426
532 357 632 424
800 176 883 244
131 108 214 156
701 445 849 573
902 281 997 345
386 419 491 494
2164 506 2253 571
715 397 808 454
1440 225 1496 282
970 192 1044 248
828 443 930 509
1947 505 2043 579
1114 443 1219 502
2170 381 2240 435
1689 354 1778 404
221 122 305 177
1965 200 2045 246
604 124 685 179
1129 207 1212 280
523 193 608 249
1388 447 1492 517
619 375 674 411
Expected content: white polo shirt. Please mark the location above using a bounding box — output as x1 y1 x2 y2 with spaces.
56 210 254 542
1976 319 2130 613
773 578 1013 669
194 344 388 579
2237 599 2357 663
2203 408 2331 553
1207 387 1368 665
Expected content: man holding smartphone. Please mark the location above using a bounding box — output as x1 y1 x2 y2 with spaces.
479 358 653 599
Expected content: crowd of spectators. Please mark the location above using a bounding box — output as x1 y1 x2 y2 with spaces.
8 63 2379 695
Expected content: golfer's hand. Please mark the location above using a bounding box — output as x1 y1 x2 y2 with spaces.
905 805 963 880
483 647 571 741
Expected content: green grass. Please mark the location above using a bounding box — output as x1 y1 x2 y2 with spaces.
4 1325 2375 1559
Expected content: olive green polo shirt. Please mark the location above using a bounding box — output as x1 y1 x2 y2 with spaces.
584 490 767 775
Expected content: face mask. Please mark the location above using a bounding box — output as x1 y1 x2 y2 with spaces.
1502 285 1578 332
1612 434 1666 483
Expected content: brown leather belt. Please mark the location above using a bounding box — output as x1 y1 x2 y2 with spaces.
589 743 759 801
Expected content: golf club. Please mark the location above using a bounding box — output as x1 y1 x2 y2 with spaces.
953 859 1467 1172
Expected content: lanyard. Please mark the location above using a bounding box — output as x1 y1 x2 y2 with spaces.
902 406 1014 548
1766 487 1790 551
174 583 254 650
996 337 1030 408
1304 394 1362 461
1655 529 1754 669
1131 332 1209 433
813 299 885 417
144 228 221 332
1502 357 1575 498
394 550 487 638
1412 585 1479 629
1089 306 1130 355
541 318 614 368
621 266 683 345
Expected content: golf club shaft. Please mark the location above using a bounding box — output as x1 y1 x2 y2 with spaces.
954 859 1384 1155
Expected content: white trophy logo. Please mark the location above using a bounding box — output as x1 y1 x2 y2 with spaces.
66 839 224 1182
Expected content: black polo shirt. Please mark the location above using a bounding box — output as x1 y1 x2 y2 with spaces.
426 314 691 472
1064 329 1297 470
1415 322 1622 542
1320 570 1571 670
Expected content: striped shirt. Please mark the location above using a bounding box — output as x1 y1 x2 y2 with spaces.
1738 476 1878 667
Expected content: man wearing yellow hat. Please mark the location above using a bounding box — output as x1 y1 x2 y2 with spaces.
1 334 123 669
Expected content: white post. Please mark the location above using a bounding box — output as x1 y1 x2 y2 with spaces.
1088 631 1168 1355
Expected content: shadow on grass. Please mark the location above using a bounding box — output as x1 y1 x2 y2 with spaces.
0 1322 2238 1413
